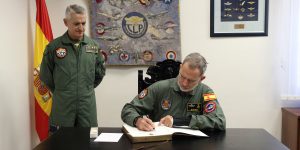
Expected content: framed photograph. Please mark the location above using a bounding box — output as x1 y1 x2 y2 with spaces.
210 0 269 37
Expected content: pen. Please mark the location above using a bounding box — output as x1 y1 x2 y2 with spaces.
143 115 155 129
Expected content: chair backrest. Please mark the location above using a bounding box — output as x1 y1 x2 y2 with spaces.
138 59 181 93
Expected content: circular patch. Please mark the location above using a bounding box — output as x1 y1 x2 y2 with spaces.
143 50 153 62
119 51 130 61
138 89 148 99
161 99 171 110
122 12 148 38
166 50 176 60
55 48 67 59
96 22 105 35
204 102 216 113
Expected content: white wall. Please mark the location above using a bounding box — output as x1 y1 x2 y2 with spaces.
0 0 298 150
0 0 31 150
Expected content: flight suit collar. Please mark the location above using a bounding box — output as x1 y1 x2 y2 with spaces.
171 77 197 96
61 31 89 45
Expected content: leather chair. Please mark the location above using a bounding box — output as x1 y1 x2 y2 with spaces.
138 59 181 93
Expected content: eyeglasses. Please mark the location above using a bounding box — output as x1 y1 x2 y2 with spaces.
178 72 200 84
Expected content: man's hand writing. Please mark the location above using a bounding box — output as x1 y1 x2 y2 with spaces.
135 116 155 131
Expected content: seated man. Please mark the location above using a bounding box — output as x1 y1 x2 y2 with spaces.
121 52 226 131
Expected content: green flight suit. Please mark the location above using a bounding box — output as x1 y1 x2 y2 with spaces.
121 78 226 130
40 32 105 127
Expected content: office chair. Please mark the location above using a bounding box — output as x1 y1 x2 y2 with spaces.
138 59 181 93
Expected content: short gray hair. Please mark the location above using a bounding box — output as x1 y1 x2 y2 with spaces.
65 4 86 19
182 52 208 75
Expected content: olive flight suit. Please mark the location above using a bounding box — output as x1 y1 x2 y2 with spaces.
40 32 105 127
121 78 226 130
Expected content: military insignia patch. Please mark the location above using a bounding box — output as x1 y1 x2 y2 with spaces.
119 51 130 61
161 99 171 110
187 103 201 112
138 89 148 99
166 50 176 60
203 93 217 101
204 102 216 113
55 48 67 59
142 50 153 62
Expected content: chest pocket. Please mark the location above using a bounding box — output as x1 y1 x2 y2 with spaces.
81 45 98 84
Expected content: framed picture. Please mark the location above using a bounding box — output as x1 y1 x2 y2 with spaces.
210 0 269 37
90 0 181 66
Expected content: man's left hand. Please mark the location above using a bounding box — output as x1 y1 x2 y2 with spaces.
159 115 173 127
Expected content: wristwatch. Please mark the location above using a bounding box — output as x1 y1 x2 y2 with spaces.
133 116 143 127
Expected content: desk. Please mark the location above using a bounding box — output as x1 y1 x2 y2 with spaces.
282 107 300 150
33 127 287 150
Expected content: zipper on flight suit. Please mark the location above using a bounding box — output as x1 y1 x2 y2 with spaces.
73 43 80 122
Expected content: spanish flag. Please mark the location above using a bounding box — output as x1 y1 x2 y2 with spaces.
34 0 53 141
203 93 217 101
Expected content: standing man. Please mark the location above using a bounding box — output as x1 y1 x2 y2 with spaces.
121 52 225 131
40 4 105 132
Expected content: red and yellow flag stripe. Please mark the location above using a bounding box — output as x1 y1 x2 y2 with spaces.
203 93 217 101
34 0 53 141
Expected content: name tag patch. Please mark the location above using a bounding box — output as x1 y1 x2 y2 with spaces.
187 103 201 112
85 45 98 53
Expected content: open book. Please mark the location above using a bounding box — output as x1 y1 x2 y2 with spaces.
122 122 208 143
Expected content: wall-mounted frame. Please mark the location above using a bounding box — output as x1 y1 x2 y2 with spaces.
210 0 268 37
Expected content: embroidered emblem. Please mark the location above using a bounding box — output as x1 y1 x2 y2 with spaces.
119 51 130 61
96 22 106 35
161 99 171 110
138 89 148 99
142 50 153 62
166 50 176 60
122 12 148 38
55 48 67 59
203 93 217 101
204 102 216 113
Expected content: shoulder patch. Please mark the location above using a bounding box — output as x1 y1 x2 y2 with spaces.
138 89 148 99
204 101 216 113
203 93 217 101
